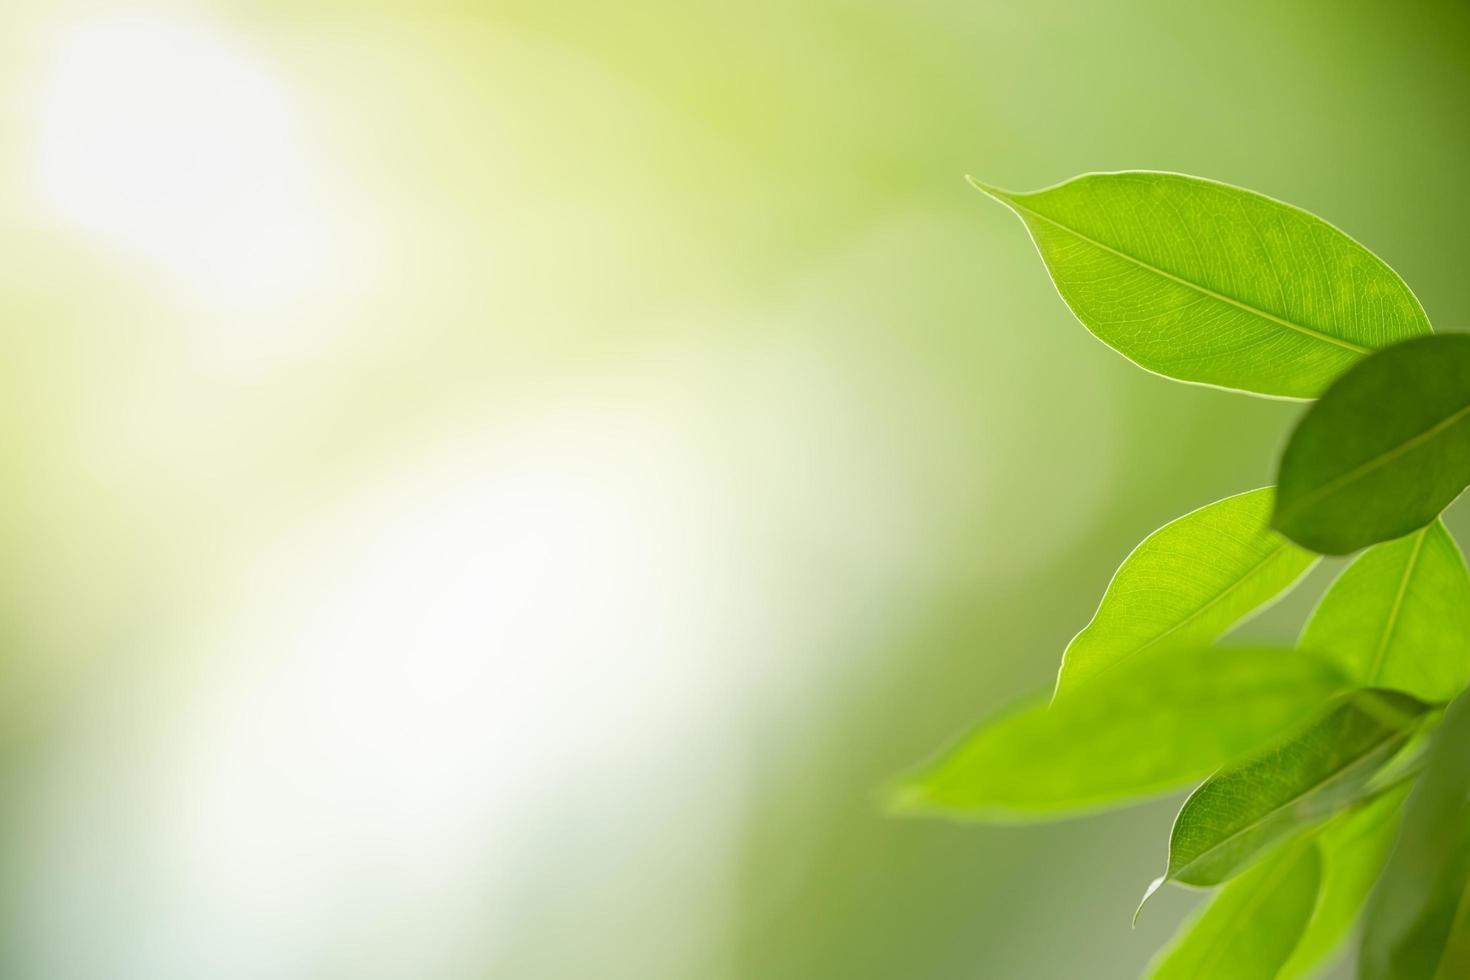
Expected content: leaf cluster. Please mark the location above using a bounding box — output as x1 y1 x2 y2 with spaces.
896 172 1470 978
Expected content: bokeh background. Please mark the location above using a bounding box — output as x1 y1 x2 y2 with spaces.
3 1 1470 977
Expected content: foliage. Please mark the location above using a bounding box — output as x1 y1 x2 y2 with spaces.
1275 336 1470 555
897 172 1470 977
967 173 1429 398
892 645 1347 821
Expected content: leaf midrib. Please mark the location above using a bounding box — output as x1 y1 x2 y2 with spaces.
1367 527 1430 684
1172 725 1412 884
1069 541 1299 690
1280 403 1470 521
996 195 1371 356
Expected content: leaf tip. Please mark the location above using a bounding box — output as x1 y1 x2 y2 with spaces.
965 175 1015 205
1133 875 1166 928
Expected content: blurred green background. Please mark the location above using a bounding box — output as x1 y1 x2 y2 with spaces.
3 0 1470 977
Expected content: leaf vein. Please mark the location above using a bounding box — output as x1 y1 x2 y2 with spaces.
1004 199 1371 355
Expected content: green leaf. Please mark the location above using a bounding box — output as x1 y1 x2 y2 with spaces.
1433 893 1470 980
971 171 1430 398
1057 487 1317 696
1301 520 1470 701
1149 689 1427 890
1145 837 1322 980
890 646 1346 822
1362 687 1470 979
1367 834 1470 980
1273 335 1470 555
1278 789 1407 980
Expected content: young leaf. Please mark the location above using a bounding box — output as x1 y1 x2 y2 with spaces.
1151 689 1427 889
971 172 1430 398
1301 520 1470 701
1362 687 1470 979
1278 788 1407 979
1057 487 1317 696
891 646 1345 822
1274 334 1470 555
1145 837 1322 980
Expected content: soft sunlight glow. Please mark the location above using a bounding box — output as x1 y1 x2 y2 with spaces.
12 339 943 978
165 415 734 976
32 15 332 311
19 403 749 979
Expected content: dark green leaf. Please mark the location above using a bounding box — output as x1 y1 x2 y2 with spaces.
1145 837 1321 980
1057 487 1317 696
1362 688 1470 979
890 646 1346 822
1273 335 1470 555
1150 689 1427 890
1301 521 1470 701
971 172 1430 398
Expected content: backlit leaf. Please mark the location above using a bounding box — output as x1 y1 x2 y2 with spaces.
1057 487 1317 696
1300 520 1470 701
1274 334 1470 555
1151 689 1426 889
972 172 1430 398
891 646 1345 822
1278 788 1407 980
1145 837 1321 980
